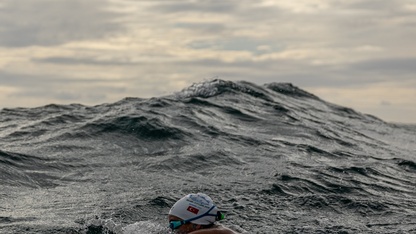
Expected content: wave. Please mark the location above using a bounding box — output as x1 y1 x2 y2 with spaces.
0 149 84 188
1 79 415 233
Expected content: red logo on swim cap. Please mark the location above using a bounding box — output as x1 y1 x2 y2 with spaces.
187 206 199 214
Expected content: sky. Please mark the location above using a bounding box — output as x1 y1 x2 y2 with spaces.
0 0 415 123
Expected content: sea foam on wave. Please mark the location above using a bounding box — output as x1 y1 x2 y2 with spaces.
122 221 169 234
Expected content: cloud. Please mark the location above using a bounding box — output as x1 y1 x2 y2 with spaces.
173 22 227 35
32 56 136 66
0 0 415 122
148 0 238 14
381 101 391 106
341 0 406 12
0 0 123 47
0 70 125 102
350 57 416 74
0 69 187 107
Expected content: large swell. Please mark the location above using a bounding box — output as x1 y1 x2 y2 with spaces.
1 79 415 233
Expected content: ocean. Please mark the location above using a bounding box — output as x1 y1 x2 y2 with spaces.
1 79 415 233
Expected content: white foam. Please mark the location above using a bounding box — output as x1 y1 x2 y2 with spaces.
122 221 170 234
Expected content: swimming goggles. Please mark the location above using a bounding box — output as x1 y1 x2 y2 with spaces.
169 206 224 230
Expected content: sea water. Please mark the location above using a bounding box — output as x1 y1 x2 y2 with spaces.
1 80 415 233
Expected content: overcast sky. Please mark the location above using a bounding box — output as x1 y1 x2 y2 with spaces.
0 0 415 123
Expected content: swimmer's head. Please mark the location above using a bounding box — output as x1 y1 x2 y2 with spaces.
168 193 218 225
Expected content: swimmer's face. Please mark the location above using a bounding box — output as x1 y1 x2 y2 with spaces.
168 215 197 234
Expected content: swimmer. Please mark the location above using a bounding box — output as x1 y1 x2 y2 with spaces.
168 193 239 234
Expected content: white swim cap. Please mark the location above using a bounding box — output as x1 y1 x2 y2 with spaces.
169 193 218 225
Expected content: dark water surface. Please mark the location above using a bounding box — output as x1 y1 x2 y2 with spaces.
1 80 415 233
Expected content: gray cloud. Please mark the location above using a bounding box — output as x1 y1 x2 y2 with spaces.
0 0 123 47
350 57 416 74
32 56 136 66
149 0 239 14
9 89 82 101
0 69 133 86
0 70 127 105
341 0 405 11
173 22 227 34
10 89 109 103
381 100 391 106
